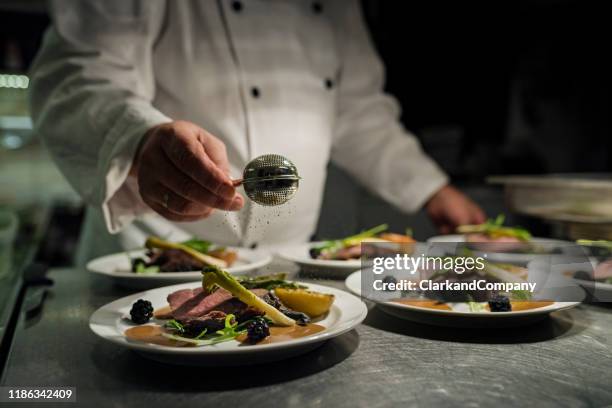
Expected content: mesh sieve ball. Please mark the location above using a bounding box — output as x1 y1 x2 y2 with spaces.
242 154 300 206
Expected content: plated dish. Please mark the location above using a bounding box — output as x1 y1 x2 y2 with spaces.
535 242 612 301
87 236 272 286
90 270 367 365
345 263 581 328
428 215 572 265
132 237 238 272
277 224 414 277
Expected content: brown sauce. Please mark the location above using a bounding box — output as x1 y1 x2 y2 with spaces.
506 301 554 311
125 323 326 348
236 323 326 344
153 306 173 319
392 299 554 312
392 299 452 310
124 325 192 347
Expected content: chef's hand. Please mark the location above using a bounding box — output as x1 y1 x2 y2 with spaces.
425 185 486 234
133 121 244 221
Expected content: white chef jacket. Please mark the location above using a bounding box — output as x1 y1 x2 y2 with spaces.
29 0 448 264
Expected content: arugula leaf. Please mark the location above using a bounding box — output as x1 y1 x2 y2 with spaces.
164 319 185 334
135 263 160 274
160 314 246 346
181 238 213 254
208 314 243 344
468 301 486 312
194 329 208 340
312 224 389 257
511 289 532 300
456 214 532 241
236 273 306 290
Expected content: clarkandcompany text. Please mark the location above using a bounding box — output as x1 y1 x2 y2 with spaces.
373 279 537 293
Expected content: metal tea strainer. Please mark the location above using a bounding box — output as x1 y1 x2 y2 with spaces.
232 154 301 206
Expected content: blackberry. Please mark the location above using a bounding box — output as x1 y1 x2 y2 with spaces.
488 295 512 312
130 299 154 324
245 317 270 344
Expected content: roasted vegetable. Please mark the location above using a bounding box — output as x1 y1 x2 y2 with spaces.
132 258 160 274
236 273 306 290
201 266 295 326
311 224 389 258
145 236 227 268
181 238 213 254
577 239 612 257
274 288 334 317
457 214 531 241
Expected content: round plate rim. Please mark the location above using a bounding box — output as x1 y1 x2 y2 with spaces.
344 270 580 318
89 281 367 356
86 247 273 280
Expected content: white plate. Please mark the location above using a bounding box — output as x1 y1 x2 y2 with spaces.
345 270 580 328
427 234 573 265
276 242 362 278
89 281 367 365
528 257 612 302
87 247 272 287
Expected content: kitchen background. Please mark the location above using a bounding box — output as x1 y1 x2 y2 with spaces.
1 0 611 270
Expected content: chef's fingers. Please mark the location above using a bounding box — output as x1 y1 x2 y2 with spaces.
160 121 235 200
138 138 243 211
471 204 487 224
147 201 213 222
198 129 231 176
438 223 453 234
153 154 243 211
142 183 215 218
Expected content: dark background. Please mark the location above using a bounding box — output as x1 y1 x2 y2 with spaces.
1 0 610 260
3 0 610 178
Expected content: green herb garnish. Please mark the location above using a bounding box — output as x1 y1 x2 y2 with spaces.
135 263 160 274
312 224 389 257
510 289 532 300
457 214 532 241
164 319 185 334
181 238 213 254
161 314 246 346
468 301 486 312
236 273 306 290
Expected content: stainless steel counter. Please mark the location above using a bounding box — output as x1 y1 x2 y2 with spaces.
2 263 612 407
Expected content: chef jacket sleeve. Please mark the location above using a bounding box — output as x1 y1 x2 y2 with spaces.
330 0 449 212
29 0 171 233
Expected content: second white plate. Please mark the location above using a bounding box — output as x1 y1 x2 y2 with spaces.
345 270 580 328
276 242 363 278
427 234 573 265
87 247 272 286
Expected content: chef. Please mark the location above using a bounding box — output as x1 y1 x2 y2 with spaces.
29 0 485 264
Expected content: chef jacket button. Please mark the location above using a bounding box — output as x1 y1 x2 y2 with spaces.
251 87 261 98
325 78 334 90
312 2 323 14
231 1 243 12
250 243 258 249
